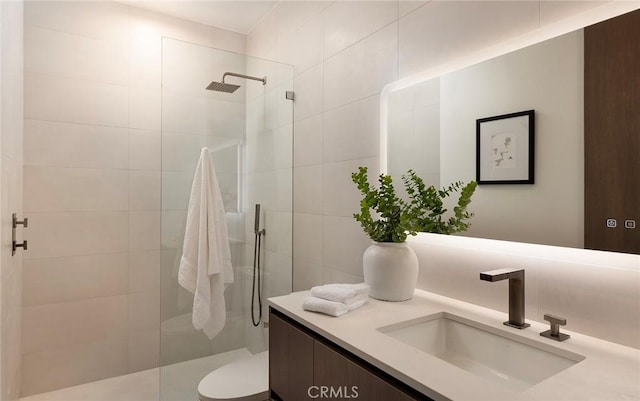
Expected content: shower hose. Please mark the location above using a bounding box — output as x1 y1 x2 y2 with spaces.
251 227 264 327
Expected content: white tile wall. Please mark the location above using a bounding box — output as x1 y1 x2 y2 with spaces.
22 296 129 356
322 216 372 279
24 166 128 212
22 1 246 395
267 211 293 256
293 164 323 215
160 171 193 211
128 130 160 171
399 1 428 17
161 93 218 135
279 14 323 76
24 26 128 85
322 157 379 218
246 6 278 59
161 133 207 172
323 23 398 111
128 88 161 131
128 330 160 373
275 1 332 41
129 211 161 251
292 65 323 121
129 251 161 294
293 260 324 291
22 253 129 306
24 212 129 259
293 213 323 267
24 73 129 127
24 120 129 169
128 291 160 333
322 1 398 59
293 115 323 167
323 95 380 163
21 335 129 397
129 171 161 211
24 1 130 44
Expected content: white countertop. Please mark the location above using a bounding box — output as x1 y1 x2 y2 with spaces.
268 289 640 401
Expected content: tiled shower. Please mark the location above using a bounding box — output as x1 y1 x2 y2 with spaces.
19 1 292 398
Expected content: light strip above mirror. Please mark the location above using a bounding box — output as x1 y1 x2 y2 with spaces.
379 1 640 173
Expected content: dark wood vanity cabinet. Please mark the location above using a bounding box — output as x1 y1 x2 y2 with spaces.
269 308 429 401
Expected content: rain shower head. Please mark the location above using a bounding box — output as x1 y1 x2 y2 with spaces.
206 81 241 93
206 72 267 93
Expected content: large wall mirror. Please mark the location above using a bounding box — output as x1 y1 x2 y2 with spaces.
384 8 639 251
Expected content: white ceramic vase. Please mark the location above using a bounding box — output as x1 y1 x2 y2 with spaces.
362 242 418 301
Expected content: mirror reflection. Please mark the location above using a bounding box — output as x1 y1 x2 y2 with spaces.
387 30 584 248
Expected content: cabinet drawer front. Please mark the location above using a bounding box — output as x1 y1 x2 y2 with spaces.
269 312 314 401
313 341 420 401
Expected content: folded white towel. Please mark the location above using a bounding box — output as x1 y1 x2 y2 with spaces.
302 296 367 317
310 283 369 304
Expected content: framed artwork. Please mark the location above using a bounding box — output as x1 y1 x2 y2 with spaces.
476 110 535 184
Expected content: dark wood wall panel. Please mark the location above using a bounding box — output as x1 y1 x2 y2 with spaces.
584 9 640 254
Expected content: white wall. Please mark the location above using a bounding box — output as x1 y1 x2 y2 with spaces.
21 1 245 395
0 2 24 399
248 1 640 349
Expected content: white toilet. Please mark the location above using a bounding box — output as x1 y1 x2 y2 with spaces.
197 351 269 401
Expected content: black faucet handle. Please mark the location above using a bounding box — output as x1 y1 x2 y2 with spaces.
544 313 566 326
541 313 570 342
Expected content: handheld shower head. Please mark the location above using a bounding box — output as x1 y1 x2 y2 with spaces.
254 204 261 234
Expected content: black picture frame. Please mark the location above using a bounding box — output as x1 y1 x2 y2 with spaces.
476 110 535 185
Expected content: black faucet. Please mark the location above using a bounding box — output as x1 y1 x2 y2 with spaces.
480 268 530 329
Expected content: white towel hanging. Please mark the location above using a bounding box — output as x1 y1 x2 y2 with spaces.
178 147 234 340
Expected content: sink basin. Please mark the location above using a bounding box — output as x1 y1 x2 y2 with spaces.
378 312 585 391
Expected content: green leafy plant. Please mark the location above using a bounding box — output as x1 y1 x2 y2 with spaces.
351 167 478 243
402 170 477 234
351 167 417 243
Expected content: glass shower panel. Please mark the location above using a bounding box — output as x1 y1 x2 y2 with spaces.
159 38 293 400
242 56 294 354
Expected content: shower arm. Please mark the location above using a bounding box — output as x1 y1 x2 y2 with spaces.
223 72 267 86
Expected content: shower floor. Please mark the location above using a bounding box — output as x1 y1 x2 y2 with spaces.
19 348 254 401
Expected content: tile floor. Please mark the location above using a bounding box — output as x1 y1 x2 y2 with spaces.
20 348 253 401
